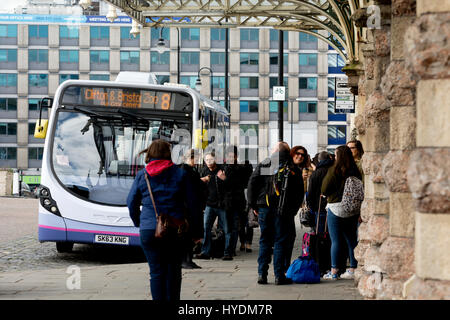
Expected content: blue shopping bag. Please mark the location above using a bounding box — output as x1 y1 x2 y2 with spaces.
286 256 321 284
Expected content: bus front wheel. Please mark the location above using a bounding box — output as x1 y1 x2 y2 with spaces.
56 242 74 253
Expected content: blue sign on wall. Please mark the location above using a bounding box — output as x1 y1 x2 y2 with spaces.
0 14 132 24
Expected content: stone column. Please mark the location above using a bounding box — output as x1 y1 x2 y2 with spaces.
402 0 450 299
353 1 393 299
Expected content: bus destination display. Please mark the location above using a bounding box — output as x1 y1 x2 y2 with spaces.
61 86 192 112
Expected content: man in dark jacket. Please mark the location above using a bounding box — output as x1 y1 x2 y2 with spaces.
221 146 247 260
306 151 333 232
179 149 206 269
195 151 227 260
247 142 304 285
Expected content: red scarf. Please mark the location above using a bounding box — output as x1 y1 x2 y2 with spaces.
145 159 174 176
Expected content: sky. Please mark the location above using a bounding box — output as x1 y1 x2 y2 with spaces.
0 0 29 13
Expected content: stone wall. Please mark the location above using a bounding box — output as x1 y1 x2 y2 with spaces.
352 0 449 299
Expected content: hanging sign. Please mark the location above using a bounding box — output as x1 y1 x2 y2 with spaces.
334 77 355 113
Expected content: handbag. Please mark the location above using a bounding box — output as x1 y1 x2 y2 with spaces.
286 256 321 284
299 194 314 227
144 173 189 239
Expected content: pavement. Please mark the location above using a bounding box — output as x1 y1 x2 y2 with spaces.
0 213 363 301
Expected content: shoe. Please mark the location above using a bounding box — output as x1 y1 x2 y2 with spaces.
245 248 252 253
323 271 339 280
340 269 355 280
275 277 293 285
257 275 268 285
182 261 202 269
240 245 245 252
222 255 233 261
194 253 210 260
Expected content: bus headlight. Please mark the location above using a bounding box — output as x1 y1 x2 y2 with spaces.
39 185 61 216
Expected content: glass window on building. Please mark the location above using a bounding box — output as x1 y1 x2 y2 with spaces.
328 53 345 73
90 26 109 40
29 74 48 87
0 122 17 135
60 50 79 63
151 27 169 40
60 25 79 39
328 101 346 121
0 49 17 62
212 76 225 89
29 49 48 64
240 77 259 89
181 28 200 40
269 77 288 88
239 101 259 113
299 77 317 90
180 76 197 89
328 77 336 97
89 74 109 81
120 51 140 64
269 53 288 66
0 147 17 160
299 32 317 42
211 28 226 41
299 101 317 113
120 26 140 39
299 53 317 66
240 29 259 41
0 98 17 111
0 24 17 38
269 29 288 42
211 52 225 65
59 74 79 84
0 73 17 88
150 51 169 65
28 98 39 111
90 50 109 64
328 125 346 145
240 53 259 65
180 51 199 65
29 25 48 38
28 147 44 160
269 101 288 113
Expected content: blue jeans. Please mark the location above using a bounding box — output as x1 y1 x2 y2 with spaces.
140 229 183 301
226 210 240 256
327 208 359 270
257 207 294 278
201 206 228 257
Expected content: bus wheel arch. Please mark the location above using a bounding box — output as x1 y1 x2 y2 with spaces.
56 242 74 253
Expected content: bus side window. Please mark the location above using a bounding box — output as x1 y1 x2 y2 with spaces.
34 120 49 139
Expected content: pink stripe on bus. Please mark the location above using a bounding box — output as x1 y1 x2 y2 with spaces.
39 224 139 237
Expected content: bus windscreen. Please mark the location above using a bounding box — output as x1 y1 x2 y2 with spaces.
61 85 192 112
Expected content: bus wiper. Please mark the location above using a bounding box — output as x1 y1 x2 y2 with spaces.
117 109 149 125
73 106 109 118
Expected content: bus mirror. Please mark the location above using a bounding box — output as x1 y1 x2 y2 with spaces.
40 97 53 109
34 120 49 139
194 129 208 149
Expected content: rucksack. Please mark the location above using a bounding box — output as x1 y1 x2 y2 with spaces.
340 176 364 216
265 162 290 207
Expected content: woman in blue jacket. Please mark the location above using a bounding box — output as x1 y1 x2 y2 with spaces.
127 139 199 301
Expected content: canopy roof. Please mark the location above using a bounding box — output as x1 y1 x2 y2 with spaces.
104 0 365 62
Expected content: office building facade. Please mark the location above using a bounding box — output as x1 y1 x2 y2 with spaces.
0 13 348 170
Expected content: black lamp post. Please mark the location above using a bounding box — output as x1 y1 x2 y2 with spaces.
156 27 180 83
195 66 214 100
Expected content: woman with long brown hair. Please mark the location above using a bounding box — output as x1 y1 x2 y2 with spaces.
321 145 362 280
127 139 200 300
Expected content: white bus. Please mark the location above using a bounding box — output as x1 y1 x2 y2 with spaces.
35 74 230 252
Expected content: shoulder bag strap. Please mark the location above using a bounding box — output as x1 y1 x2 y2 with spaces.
144 172 159 219
316 195 328 234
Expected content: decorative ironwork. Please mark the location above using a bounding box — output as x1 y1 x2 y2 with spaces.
104 0 360 62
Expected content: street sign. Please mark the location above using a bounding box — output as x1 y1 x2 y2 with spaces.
273 86 286 101
334 77 355 113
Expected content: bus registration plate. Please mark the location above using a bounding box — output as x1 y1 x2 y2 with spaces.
94 234 129 245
